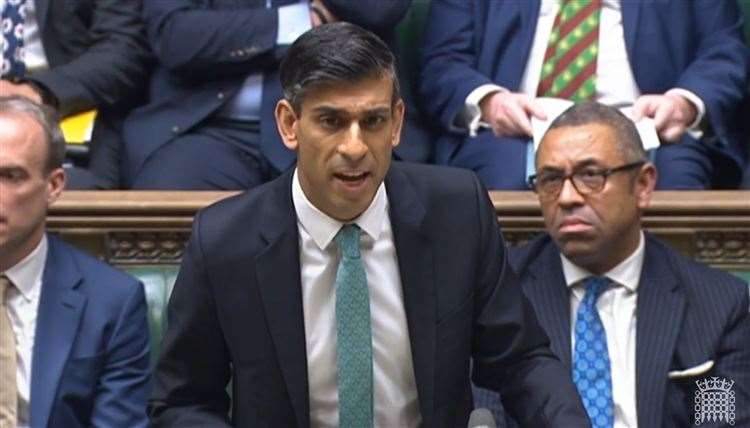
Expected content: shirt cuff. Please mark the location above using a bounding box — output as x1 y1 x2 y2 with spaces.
462 84 506 137
666 88 705 135
277 2 312 45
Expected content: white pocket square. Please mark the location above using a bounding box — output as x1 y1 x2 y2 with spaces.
668 360 714 379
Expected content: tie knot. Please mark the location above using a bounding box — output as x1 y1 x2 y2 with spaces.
582 276 609 302
335 224 362 259
0 275 12 306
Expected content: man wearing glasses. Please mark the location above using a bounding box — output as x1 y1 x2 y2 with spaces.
476 102 750 427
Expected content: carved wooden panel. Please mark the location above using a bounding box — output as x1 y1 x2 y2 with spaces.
48 191 750 271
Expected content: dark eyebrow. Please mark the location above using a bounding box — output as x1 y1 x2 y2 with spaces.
364 107 392 116
310 105 392 116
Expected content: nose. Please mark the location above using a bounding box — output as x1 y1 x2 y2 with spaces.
557 176 585 207
337 123 368 162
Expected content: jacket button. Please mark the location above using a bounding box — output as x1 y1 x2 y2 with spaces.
217 92 224 100
172 126 180 134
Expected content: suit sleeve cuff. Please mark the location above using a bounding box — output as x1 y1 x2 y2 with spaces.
666 88 705 135
277 2 312 45
461 84 506 137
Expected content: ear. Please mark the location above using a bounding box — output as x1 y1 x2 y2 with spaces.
46 167 65 205
390 99 405 148
275 99 300 151
634 162 657 210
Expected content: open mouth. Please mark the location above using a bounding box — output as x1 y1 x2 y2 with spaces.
333 171 369 182
333 171 370 192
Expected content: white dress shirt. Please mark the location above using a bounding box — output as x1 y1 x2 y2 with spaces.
560 231 645 428
291 169 421 428
2 234 48 428
463 0 704 136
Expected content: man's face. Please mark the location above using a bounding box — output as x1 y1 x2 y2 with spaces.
535 123 655 273
276 76 404 221
0 113 65 270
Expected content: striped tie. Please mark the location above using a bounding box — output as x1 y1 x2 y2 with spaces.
537 0 602 101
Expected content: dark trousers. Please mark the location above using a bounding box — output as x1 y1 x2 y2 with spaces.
131 119 281 190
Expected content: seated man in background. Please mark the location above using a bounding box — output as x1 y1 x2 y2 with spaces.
0 96 151 427
419 0 750 190
123 0 411 190
150 23 590 427
0 0 152 189
475 102 750 427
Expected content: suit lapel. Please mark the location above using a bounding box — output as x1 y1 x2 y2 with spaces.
385 166 437 426
30 236 86 428
254 171 310 428
635 238 685 428
522 244 572 369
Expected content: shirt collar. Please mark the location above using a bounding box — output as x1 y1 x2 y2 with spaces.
560 231 644 292
3 234 48 301
292 168 388 250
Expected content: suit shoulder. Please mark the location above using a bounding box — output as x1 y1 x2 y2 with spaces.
391 162 481 197
51 237 142 296
649 236 748 298
507 234 555 275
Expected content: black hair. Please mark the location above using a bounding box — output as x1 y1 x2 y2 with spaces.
279 22 400 113
544 101 647 163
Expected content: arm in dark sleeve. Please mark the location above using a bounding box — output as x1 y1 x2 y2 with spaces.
469 175 590 427
321 0 410 33
149 210 232 427
89 281 151 428
27 0 152 116
676 0 750 139
142 0 281 79
419 0 494 133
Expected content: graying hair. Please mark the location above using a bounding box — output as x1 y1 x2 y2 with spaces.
0 95 66 171
544 101 648 163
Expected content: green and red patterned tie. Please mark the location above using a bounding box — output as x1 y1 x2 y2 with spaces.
537 0 602 101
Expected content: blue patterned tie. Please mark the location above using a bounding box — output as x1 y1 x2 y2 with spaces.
334 224 373 428
1 0 27 77
572 276 614 428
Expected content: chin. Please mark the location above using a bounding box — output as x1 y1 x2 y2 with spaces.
557 239 599 264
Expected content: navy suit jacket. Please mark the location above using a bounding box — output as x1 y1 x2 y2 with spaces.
29 235 151 428
150 162 590 427
121 0 411 186
482 234 750 428
419 0 750 185
26 0 151 117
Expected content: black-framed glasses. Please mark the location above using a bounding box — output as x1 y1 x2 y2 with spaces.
528 161 645 198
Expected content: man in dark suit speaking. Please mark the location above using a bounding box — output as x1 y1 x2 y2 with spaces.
150 23 589 427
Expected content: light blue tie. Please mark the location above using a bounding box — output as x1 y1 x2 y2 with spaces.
334 224 373 428
572 276 614 428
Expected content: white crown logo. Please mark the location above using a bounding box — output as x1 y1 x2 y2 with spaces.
696 377 735 393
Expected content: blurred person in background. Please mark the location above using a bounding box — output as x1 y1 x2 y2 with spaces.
1 0 151 189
